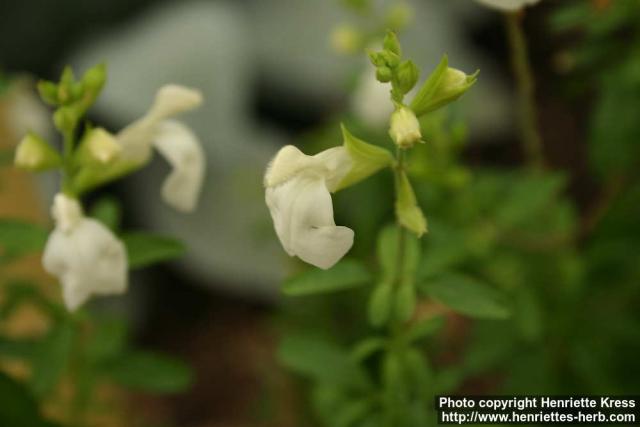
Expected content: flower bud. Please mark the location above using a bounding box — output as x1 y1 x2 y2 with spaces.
395 60 419 94
376 66 393 83
389 106 422 149
37 80 59 105
330 25 361 55
79 63 107 109
84 128 121 164
53 106 79 133
383 31 401 56
14 132 61 171
410 55 478 117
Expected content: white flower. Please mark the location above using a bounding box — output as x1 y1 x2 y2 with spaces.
42 194 127 311
264 145 354 269
115 84 205 212
351 69 394 128
474 0 541 12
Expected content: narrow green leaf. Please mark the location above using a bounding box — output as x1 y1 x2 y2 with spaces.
0 219 48 261
104 351 193 393
0 372 62 427
29 320 76 397
282 259 371 296
122 232 185 269
376 224 421 283
420 273 510 319
350 337 386 362
394 172 427 237
405 316 445 343
278 334 371 391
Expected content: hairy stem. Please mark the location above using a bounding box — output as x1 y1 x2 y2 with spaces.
505 12 545 170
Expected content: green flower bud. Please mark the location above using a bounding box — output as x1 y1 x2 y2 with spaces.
395 171 427 237
80 63 107 109
410 55 479 117
330 25 362 55
389 105 422 149
37 80 59 105
383 31 401 56
14 132 61 171
395 60 419 94
385 3 412 30
54 106 79 133
57 66 76 104
379 50 400 68
376 66 393 83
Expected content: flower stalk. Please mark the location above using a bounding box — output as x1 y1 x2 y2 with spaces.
505 11 545 170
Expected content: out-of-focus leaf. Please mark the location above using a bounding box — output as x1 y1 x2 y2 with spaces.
86 317 128 363
350 337 386 362
122 232 185 269
514 286 543 343
29 320 76 397
420 273 510 319
0 219 48 261
405 316 445 343
0 337 38 360
0 148 14 167
89 197 122 232
0 372 63 427
103 351 193 393
278 334 371 391
282 260 371 296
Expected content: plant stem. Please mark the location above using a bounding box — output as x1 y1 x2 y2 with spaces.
505 12 545 171
394 148 408 285
61 128 76 196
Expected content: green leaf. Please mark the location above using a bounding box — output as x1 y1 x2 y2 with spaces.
122 232 186 269
350 337 386 362
405 316 445 343
0 219 48 261
410 55 449 116
282 259 371 296
89 197 122 232
0 372 62 427
103 351 193 393
278 334 371 391
86 317 128 363
394 282 416 322
29 320 76 397
420 273 510 319
0 336 39 360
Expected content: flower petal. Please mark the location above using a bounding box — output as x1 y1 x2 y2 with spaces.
43 218 127 311
266 174 353 269
152 120 205 212
474 0 541 11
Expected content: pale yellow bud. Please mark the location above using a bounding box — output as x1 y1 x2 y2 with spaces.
14 132 61 171
85 128 121 164
389 106 421 149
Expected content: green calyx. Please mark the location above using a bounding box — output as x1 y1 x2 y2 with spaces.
333 124 395 192
410 55 479 117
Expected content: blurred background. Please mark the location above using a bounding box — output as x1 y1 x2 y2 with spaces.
1 0 639 426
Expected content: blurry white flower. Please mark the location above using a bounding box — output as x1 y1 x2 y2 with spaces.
81 84 205 212
152 120 205 212
474 0 541 12
264 145 354 269
351 69 394 128
42 193 127 311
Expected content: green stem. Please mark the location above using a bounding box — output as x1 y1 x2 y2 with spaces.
505 12 545 171
61 129 76 196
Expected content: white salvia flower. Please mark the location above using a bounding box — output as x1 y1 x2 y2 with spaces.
42 194 127 311
474 0 541 12
152 120 205 212
264 145 354 270
351 69 395 128
115 84 205 212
